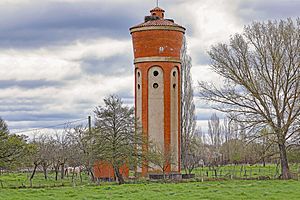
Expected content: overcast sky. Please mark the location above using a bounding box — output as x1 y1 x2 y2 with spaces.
0 0 299 134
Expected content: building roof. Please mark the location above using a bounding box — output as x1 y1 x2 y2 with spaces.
130 19 185 30
150 7 165 12
130 7 185 31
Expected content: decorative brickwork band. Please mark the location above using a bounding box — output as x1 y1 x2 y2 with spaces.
130 26 186 34
134 57 181 64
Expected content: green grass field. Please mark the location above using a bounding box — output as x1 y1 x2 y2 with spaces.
1 180 300 200
0 171 92 188
1 164 300 199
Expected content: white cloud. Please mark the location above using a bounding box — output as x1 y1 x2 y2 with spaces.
0 38 133 130
0 38 131 80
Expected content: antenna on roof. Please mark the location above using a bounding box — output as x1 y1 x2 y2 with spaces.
157 0 159 7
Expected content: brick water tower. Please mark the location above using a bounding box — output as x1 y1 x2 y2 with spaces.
130 6 185 175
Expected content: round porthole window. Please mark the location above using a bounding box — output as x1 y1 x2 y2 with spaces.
153 71 159 76
173 71 176 77
138 84 141 89
153 83 159 89
137 72 140 77
173 84 176 89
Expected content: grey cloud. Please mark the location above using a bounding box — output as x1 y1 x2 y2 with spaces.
80 54 133 76
118 90 134 100
0 79 64 89
191 49 211 66
0 1 146 48
8 119 87 131
4 113 81 122
0 97 49 106
0 97 92 130
0 0 190 48
0 97 54 112
2 108 90 131
0 106 37 113
238 0 300 23
119 92 134 106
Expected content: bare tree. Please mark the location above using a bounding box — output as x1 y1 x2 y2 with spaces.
147 143 177 180
180 36 197 173
255 128 278 166
181 136 203 175
67 140 84 184
27 134 54 183
208 113 223 147
28 134 43 184
67 125 96 182
50 132 70 181
39 135 53 180
199 19 300 179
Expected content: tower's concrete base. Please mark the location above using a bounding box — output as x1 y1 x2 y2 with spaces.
148 172 182 180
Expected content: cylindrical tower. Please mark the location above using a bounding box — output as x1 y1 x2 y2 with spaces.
130 7 185 176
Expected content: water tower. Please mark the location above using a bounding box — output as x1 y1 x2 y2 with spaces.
130 6 186 175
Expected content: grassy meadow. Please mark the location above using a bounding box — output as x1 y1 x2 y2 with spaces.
1 180 300 200
0 164 300 199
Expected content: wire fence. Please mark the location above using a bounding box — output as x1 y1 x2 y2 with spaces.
192 164 300 180
0 170 92 189
1 164 300 189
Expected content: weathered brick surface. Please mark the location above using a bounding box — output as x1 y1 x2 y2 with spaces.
132 30 183 58
94 161 129 179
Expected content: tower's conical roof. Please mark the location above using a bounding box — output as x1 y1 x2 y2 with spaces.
130 7 185 31
150 6 165 12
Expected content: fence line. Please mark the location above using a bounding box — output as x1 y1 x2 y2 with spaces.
193 164 300 180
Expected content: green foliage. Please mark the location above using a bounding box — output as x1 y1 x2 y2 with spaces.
0 117 9 134
288 147 300 164
0 118 29 169
94 95 136 163
93 95 144 184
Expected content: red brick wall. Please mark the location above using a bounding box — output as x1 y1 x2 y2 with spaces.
94 161 129 179
132 30 183 59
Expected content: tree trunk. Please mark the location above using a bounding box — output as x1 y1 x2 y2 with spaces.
30 164 38 181
87 167 95 182
61 163 65 179
278 143 291 179
72 167 76 181
42 165 47 180
113 166 124 185
79 171 82 184
54 165 59 181
163 170 166 181
262 158 266 167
